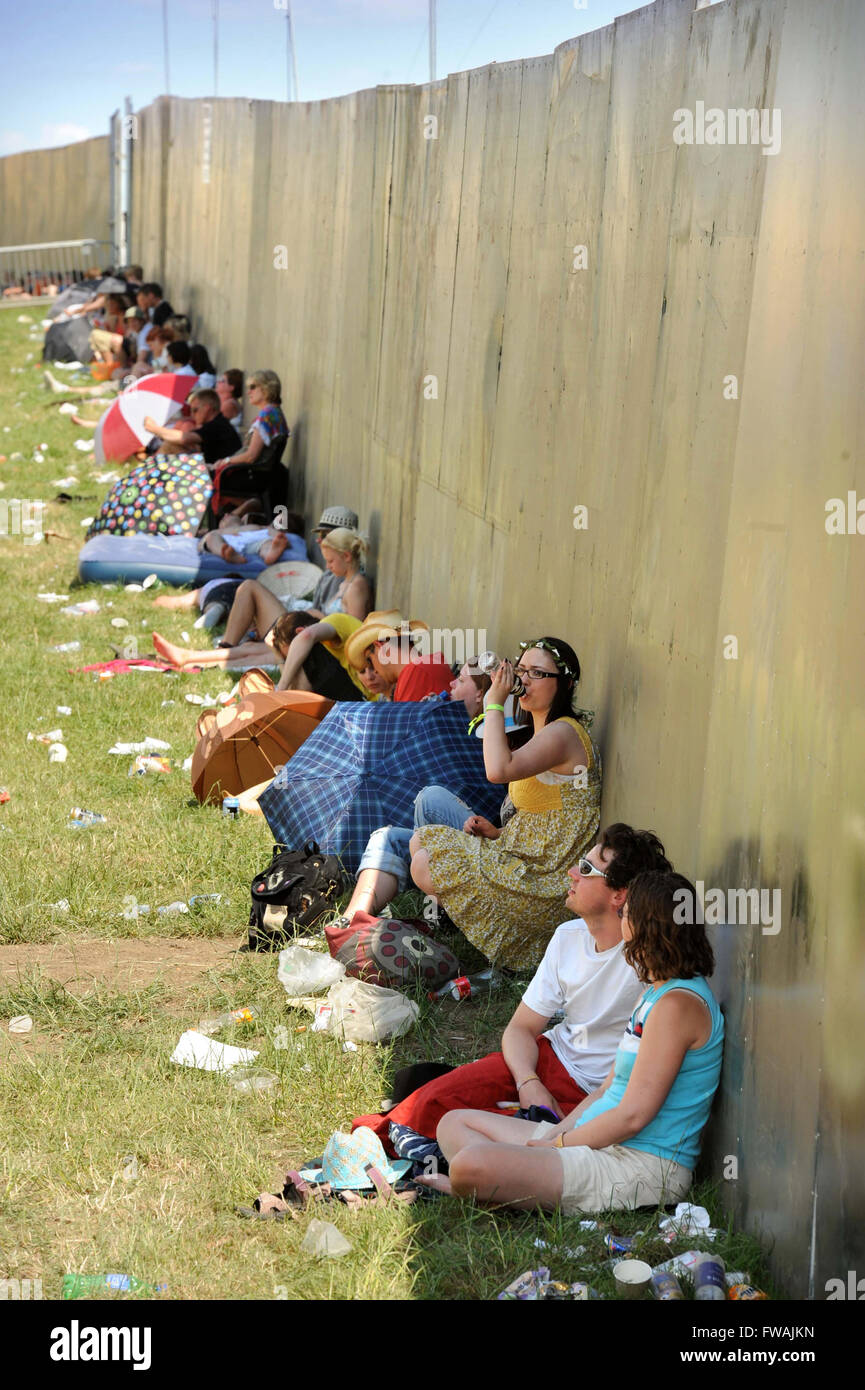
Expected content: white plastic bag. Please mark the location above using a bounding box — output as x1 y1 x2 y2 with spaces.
325 977 419 1044
277 945 345 997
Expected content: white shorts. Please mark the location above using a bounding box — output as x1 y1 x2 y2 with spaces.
532 1122 693 1214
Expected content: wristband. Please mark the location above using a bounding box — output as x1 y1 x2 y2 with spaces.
553 1133 565 1148
486 703 505 713
516 1075 539 1090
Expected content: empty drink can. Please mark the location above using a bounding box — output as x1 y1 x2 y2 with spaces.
222 796 239 819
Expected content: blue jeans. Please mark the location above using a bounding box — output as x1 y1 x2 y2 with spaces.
356 785 474 891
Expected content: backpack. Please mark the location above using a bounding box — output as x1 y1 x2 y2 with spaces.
245 841 349 952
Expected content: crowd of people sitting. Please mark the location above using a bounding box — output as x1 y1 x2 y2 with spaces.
46 268 725 1220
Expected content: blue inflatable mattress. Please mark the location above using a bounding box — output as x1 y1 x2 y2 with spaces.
77 532 269 587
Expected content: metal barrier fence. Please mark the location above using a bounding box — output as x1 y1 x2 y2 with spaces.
0 239 112 301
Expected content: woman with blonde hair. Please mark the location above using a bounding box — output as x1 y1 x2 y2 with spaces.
213 369 288 468
310 527 372 621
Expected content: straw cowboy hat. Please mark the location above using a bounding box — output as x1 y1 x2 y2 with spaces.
344 610 429 670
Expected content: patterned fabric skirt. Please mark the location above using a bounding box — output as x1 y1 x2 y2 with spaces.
415 785 600 971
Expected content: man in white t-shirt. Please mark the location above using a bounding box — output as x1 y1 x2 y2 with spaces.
351 823 673 1157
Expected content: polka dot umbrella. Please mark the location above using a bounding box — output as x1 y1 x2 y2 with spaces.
86 453 213 538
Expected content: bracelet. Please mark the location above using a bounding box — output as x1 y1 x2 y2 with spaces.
516 1075 539 1090
553 1133 565 1149
486 703 505 713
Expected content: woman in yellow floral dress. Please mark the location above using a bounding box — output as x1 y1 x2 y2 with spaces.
409 638 601 972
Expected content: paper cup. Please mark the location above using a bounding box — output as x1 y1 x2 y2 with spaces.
613 1259 653 1299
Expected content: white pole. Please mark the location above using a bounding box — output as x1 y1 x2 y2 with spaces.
286 0 300 101
429 0 436 84
162 0 171 95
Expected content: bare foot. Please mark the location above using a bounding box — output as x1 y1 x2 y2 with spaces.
152 631 194 668
220 543 245 563
413 1173 453 1196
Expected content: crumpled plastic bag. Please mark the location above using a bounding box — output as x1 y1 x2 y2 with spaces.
324 977 419 1044
278 945 346 1000
277 945 345 997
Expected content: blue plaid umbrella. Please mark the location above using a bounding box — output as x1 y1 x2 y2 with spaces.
258 698 504 871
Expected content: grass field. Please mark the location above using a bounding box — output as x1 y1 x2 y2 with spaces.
0 308 777 1301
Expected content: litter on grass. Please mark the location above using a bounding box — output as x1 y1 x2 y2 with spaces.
57 705 72 715
301 1220 352 1260
108 738 171 755
68 808 106 829
37 593 70 603
128 755 172 776
48 742 68 763
9 1015 33 1034
658 1203 719 1243
61 600 100 616
170 1031 259 1072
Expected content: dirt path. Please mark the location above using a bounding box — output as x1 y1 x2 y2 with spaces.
0 936 242 998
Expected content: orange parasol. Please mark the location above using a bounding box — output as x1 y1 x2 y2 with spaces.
191 671 333 805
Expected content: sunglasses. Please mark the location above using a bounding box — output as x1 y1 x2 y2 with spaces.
577 856 608 880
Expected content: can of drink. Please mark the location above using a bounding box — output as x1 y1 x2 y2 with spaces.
651 1270 685 1300
728 1283 768 1300
449 975 472 1000
222 796 239 819
604 1233 641 1256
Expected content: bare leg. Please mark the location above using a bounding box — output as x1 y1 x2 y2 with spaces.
154 589 201 610
222 579 285 647
291 667 314 692
409 844 436 897
70 414 98 428
345 869 399 920
431 1110 564 1210
152 631 275 670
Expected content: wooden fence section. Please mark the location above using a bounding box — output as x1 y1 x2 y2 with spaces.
0 136 110 250
0 0 863 1296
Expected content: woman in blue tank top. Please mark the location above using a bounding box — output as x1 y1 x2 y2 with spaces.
423 871 724 1213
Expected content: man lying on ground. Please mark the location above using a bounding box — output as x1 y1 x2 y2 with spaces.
351 823 672 1165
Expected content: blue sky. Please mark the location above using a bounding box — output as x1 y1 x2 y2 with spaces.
0 0 651 155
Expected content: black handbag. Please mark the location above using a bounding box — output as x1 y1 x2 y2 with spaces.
244 841 349 952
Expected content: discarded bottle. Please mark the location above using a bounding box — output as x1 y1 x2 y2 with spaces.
222 795 240 819
188 893 223 908
128 755 172 777
694 1252 727 1300
49 641 81 653
68 808 106 829
62 1272 167 1299
651 1270 685 1300
429 968 500 1002
198 1005 259 1035
157 901 189 916
728 1283 768 1300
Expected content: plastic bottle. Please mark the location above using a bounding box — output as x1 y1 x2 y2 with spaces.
694 1252 727 1300
197 1005 259 1035
651 1270 685 1300
728 1283 768 1300
62 1272 166 1299
429 968 501 1001
476 650 525 697
194 600 228 631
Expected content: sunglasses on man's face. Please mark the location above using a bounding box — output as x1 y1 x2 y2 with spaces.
577 857 608 880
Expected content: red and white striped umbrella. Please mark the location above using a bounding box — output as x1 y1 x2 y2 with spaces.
94 373 197 464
